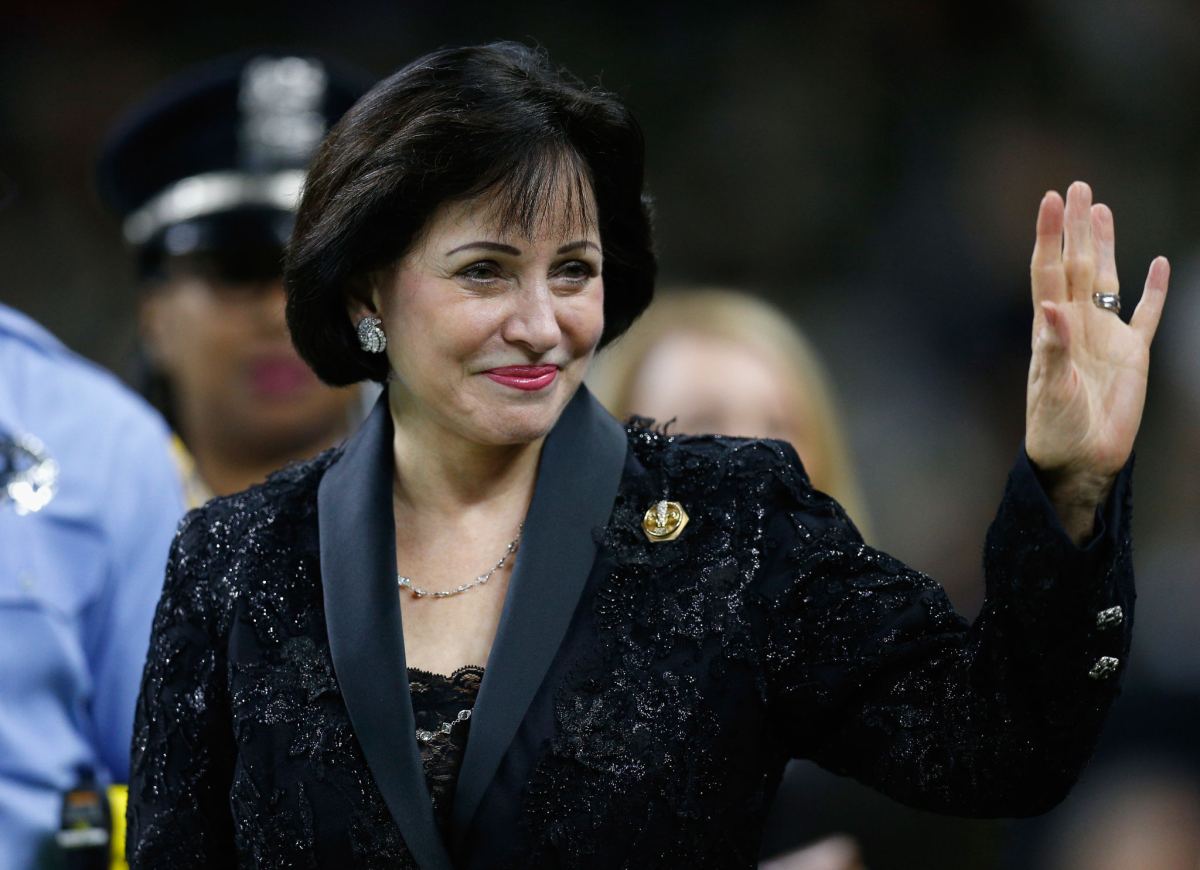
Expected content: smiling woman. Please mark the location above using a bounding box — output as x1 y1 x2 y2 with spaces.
283 48 654 388
356 193 606 450
127 42 1167 870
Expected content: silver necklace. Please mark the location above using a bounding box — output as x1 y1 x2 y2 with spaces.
397 524 523 599
416 708 472 744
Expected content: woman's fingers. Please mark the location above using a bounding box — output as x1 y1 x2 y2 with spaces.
1031 302 1075 417
1039 301 1072 358
1131 256 1170 345
1062 181 1095 302
1030 182 1165 346
1091 203 1119 296
1031 191 1067 306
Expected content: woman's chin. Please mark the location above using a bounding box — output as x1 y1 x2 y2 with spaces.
468 399 574 446
460 376 579 444
468 412 561 447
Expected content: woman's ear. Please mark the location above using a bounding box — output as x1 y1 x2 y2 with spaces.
345 270 387 324
139 286 174 370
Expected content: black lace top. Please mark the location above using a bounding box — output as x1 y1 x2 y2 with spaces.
408 666 483 841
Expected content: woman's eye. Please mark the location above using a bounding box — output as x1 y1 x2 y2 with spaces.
459 262 501 283
556 260 596 281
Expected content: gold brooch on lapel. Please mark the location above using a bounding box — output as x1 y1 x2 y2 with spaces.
643 500 689 543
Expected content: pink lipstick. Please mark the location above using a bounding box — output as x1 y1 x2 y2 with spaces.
249 357 318 398
483 365 559 391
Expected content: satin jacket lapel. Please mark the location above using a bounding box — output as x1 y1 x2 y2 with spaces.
451 386 628 852
318 396 453 870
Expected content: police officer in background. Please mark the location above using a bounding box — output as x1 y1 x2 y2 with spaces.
97 53 373 501
0 52 373 870
0 302 186 869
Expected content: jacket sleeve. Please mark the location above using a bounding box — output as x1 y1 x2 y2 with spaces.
762 444 1133 818
126 506 238 867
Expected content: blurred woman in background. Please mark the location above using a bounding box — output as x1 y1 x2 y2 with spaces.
135 221 363 501
97 52 373 501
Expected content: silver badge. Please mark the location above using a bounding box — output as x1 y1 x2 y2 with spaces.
239 56 329 169
1 431 58 514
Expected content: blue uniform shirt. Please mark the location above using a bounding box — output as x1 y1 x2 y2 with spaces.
0 304 185 869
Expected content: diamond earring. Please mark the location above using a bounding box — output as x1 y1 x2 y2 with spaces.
357 316 386 353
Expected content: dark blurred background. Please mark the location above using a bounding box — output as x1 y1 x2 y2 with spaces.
4 2 1200 868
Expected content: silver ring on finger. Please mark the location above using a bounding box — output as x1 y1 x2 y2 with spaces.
1093 291 1121 315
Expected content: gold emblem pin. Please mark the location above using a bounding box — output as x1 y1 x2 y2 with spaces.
643 500 689 542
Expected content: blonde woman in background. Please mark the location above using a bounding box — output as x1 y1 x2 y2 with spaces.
590 287 870 540
590 287 869 870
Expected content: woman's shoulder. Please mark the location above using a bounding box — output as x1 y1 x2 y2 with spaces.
157 448 341 635
174 447 339 567
198 446 336 520
624 419 814 498
619 418 860 544
623 415 787 470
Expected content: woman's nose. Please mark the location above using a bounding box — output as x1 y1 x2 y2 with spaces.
502 284 562 353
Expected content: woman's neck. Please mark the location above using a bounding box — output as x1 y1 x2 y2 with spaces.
190 425 349 497
178 397 354 497
388 392 543 523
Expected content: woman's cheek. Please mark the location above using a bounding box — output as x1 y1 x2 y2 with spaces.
571 283 606 353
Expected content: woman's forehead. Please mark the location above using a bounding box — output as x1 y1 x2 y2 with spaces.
431 182 599 245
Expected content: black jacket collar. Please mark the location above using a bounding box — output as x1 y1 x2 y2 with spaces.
318 386 627 868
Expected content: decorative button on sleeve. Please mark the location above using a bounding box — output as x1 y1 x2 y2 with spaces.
1088 656 1120 680
1095 606 1123 631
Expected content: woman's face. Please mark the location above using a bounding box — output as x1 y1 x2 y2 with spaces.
141 268 353 457
626 331 829 487
364 185 605 447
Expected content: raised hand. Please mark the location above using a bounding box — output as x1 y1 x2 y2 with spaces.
1025 181 1169 543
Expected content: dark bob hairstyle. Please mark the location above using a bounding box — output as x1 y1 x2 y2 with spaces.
285 42 656 385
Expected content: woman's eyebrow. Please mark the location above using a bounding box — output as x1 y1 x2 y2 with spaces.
445 241 522 256
445 240 599 256
557 240 599 254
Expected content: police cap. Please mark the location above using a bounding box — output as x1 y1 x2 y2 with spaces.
97 51 371 278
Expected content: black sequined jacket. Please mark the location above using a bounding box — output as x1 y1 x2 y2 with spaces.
127 388 1134 870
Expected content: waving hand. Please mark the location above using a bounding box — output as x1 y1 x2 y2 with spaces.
1025 181 1169 543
